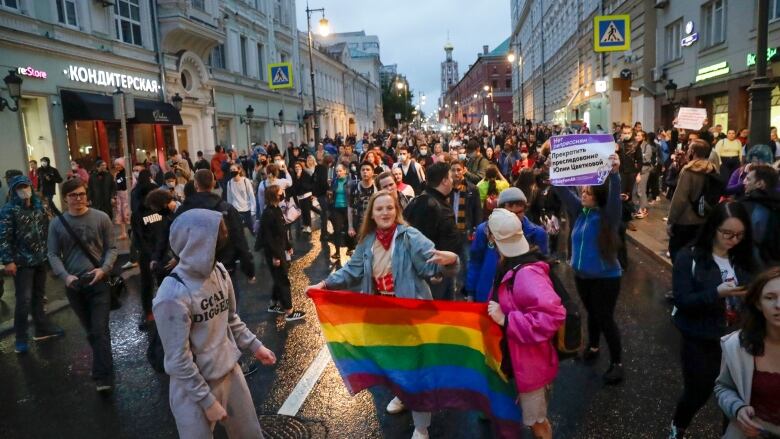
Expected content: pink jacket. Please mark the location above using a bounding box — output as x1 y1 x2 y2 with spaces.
496 261 566 393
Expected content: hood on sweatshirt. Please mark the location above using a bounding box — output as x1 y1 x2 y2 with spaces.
684 158 717 174
169 208 223 281
8 175 42 208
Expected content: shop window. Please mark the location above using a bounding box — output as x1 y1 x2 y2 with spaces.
0 0 18 9
114 0 143 46
702 0 725 48
191 0 205 12
770 87 780 130
67 121 100 170
210 44 226 69
56 0 78 27
131 124 156 164
712 94 729 132
218 119 231 148
665 19 682 62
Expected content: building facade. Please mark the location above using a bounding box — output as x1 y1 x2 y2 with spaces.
654 0 780 132
441 40 513 128
510 0 657 131
440 41 459 97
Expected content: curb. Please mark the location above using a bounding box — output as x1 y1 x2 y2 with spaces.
0 299 70 336
625 231 673 270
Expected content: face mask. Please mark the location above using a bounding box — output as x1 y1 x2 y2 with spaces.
275 160 284 167
419 150 428 156
622 134 631 141
230 171 239 178
458 153 467 160
167 182 176 189
41 161 49 167
16 187 32 200
71 165 78 171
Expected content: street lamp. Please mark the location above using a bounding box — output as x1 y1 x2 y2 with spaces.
240 104 254 146
0 69 22 112
171 92 183 111
664 79 677 103
306 1 329 147
507 52 516 63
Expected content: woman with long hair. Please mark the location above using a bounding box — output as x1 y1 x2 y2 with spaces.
307 190 459 439
291 161 314 234
261 184 305 321
486 208 565 439
668 202 757 438
477 165 510 217
715 267 780 439
553 154 625 384
328 163 350 267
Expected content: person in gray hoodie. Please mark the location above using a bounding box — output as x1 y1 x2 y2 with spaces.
153 208 276 438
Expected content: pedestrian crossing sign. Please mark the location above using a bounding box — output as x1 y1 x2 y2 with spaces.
268 62 293 89
594 15 630 52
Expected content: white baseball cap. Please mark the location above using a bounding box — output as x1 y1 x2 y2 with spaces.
488 208 530 257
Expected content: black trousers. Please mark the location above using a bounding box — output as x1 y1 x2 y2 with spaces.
66 282 113 381
621 172 638 201
267 258 292 310
298 197 312 228
13 265 49 341
574 276 622 364
672 335 722 429
138 252 154 318
330 207 349 250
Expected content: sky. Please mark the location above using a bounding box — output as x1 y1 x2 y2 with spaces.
295 0 511 116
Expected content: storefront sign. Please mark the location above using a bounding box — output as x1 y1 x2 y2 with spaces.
549 134 615 186
152 109 170 123
676 107 708 130
17 66 47 79
747 47 780 67
681 21 699 47
595 80 607 93
64 65 160 93
695 62 729 82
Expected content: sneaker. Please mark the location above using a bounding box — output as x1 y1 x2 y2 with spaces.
96 379 114 393
634 209 648 219
582 347 600 364
303 226 312 234
14 340 29 354
603 363 624 385
664 290 675 302
33 326 65 341
386 396 406 414
668 423 686 439
267 303 283 314
121 261 138 270
411 428 429 439
285 311 306 322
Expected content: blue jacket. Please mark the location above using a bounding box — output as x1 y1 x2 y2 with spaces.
497 150 520 177
554 172 622 279
0 176 49 267
465 216 549 302
324 224 458 299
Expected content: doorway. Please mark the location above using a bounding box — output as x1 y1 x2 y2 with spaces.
176 127 190 155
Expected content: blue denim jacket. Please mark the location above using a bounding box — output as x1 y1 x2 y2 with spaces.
324 224 459 299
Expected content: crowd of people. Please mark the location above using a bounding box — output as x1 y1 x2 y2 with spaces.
0 117 779 439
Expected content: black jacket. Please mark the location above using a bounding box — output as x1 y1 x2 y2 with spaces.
672 247 752 340
404 187 460 253
260 205 290 263
312 164 330 197
618 141 643 175
88 171 116 218
37 165 62 198
131 204 169 255
453 180 482 234
177 191 254 278
291 171 314 197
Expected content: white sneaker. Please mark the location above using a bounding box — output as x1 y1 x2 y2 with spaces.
411 428 429 439
386 396 406 414
121 261 138 270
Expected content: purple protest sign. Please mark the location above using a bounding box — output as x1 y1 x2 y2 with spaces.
549 134 614 186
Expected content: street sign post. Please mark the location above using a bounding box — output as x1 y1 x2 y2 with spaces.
594 15 630 52
268 62 294 90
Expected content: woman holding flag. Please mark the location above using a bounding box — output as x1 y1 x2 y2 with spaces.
307 189 459 439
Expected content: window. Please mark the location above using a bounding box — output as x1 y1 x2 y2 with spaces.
280 51 288 63
274 0 285 24
702 0 726 47
57 0 78 27
209 44 225 69
492 79 498 89
240 36 248 76
772 0 780 19
257 44 265 80
191 0 205 11
0 0 18 9
505 79 511 89
114 0 142 46
665 20 682 62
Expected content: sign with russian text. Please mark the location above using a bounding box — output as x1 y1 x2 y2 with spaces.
268 62 293 89
675 107 708 130
594 15 630 52
550 134 615 186
64 65 160 93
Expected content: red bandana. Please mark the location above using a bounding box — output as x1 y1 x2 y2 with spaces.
375 224 397 250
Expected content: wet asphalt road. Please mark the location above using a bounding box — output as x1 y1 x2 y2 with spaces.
0 229 722 439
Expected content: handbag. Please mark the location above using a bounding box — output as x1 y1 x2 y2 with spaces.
280 198 302 224
50 204 124 310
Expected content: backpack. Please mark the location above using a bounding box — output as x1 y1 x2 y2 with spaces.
691 171 725 218
502 259 583 361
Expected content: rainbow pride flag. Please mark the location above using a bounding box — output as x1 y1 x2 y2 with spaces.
307 289 522 438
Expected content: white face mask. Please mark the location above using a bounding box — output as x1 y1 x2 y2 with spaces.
16 187 32 200
275 160 284 167
458 153 467 161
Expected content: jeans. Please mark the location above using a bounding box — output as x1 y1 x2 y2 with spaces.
635 166 652 210
14 265 49 341
575 276 623 364
454 233 471 297
66 282 114 381
672 336 721 429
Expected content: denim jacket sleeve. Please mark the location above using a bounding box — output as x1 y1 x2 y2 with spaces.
405 227 459 279
325 239 367 289
714 354 747 420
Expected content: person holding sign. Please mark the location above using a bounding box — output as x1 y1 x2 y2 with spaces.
552 153 625 385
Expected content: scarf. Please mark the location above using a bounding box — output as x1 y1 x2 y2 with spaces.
375 223 397 250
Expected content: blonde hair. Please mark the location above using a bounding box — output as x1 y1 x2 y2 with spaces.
357 190 407 242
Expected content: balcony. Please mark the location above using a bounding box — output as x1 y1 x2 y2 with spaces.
157 0 224 60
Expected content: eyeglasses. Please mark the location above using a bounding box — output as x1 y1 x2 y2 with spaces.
718 229 745 241
66 192 87 199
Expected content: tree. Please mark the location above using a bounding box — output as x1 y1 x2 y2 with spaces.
381 82 414 128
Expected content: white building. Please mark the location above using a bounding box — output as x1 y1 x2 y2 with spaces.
440 41 459 97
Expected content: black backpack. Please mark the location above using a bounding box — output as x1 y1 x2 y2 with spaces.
501 258 583 361
691 171 725 218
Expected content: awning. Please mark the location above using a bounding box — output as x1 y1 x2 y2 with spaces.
60 90 182 125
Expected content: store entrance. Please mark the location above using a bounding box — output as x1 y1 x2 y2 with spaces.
176 127 189 155
20 96 59 208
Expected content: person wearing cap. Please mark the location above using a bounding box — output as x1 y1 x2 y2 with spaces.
88 160 116 219
486 208 565 439
307 190 459 439
465 187 548 302
0 175 65 354
552 153 625 385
